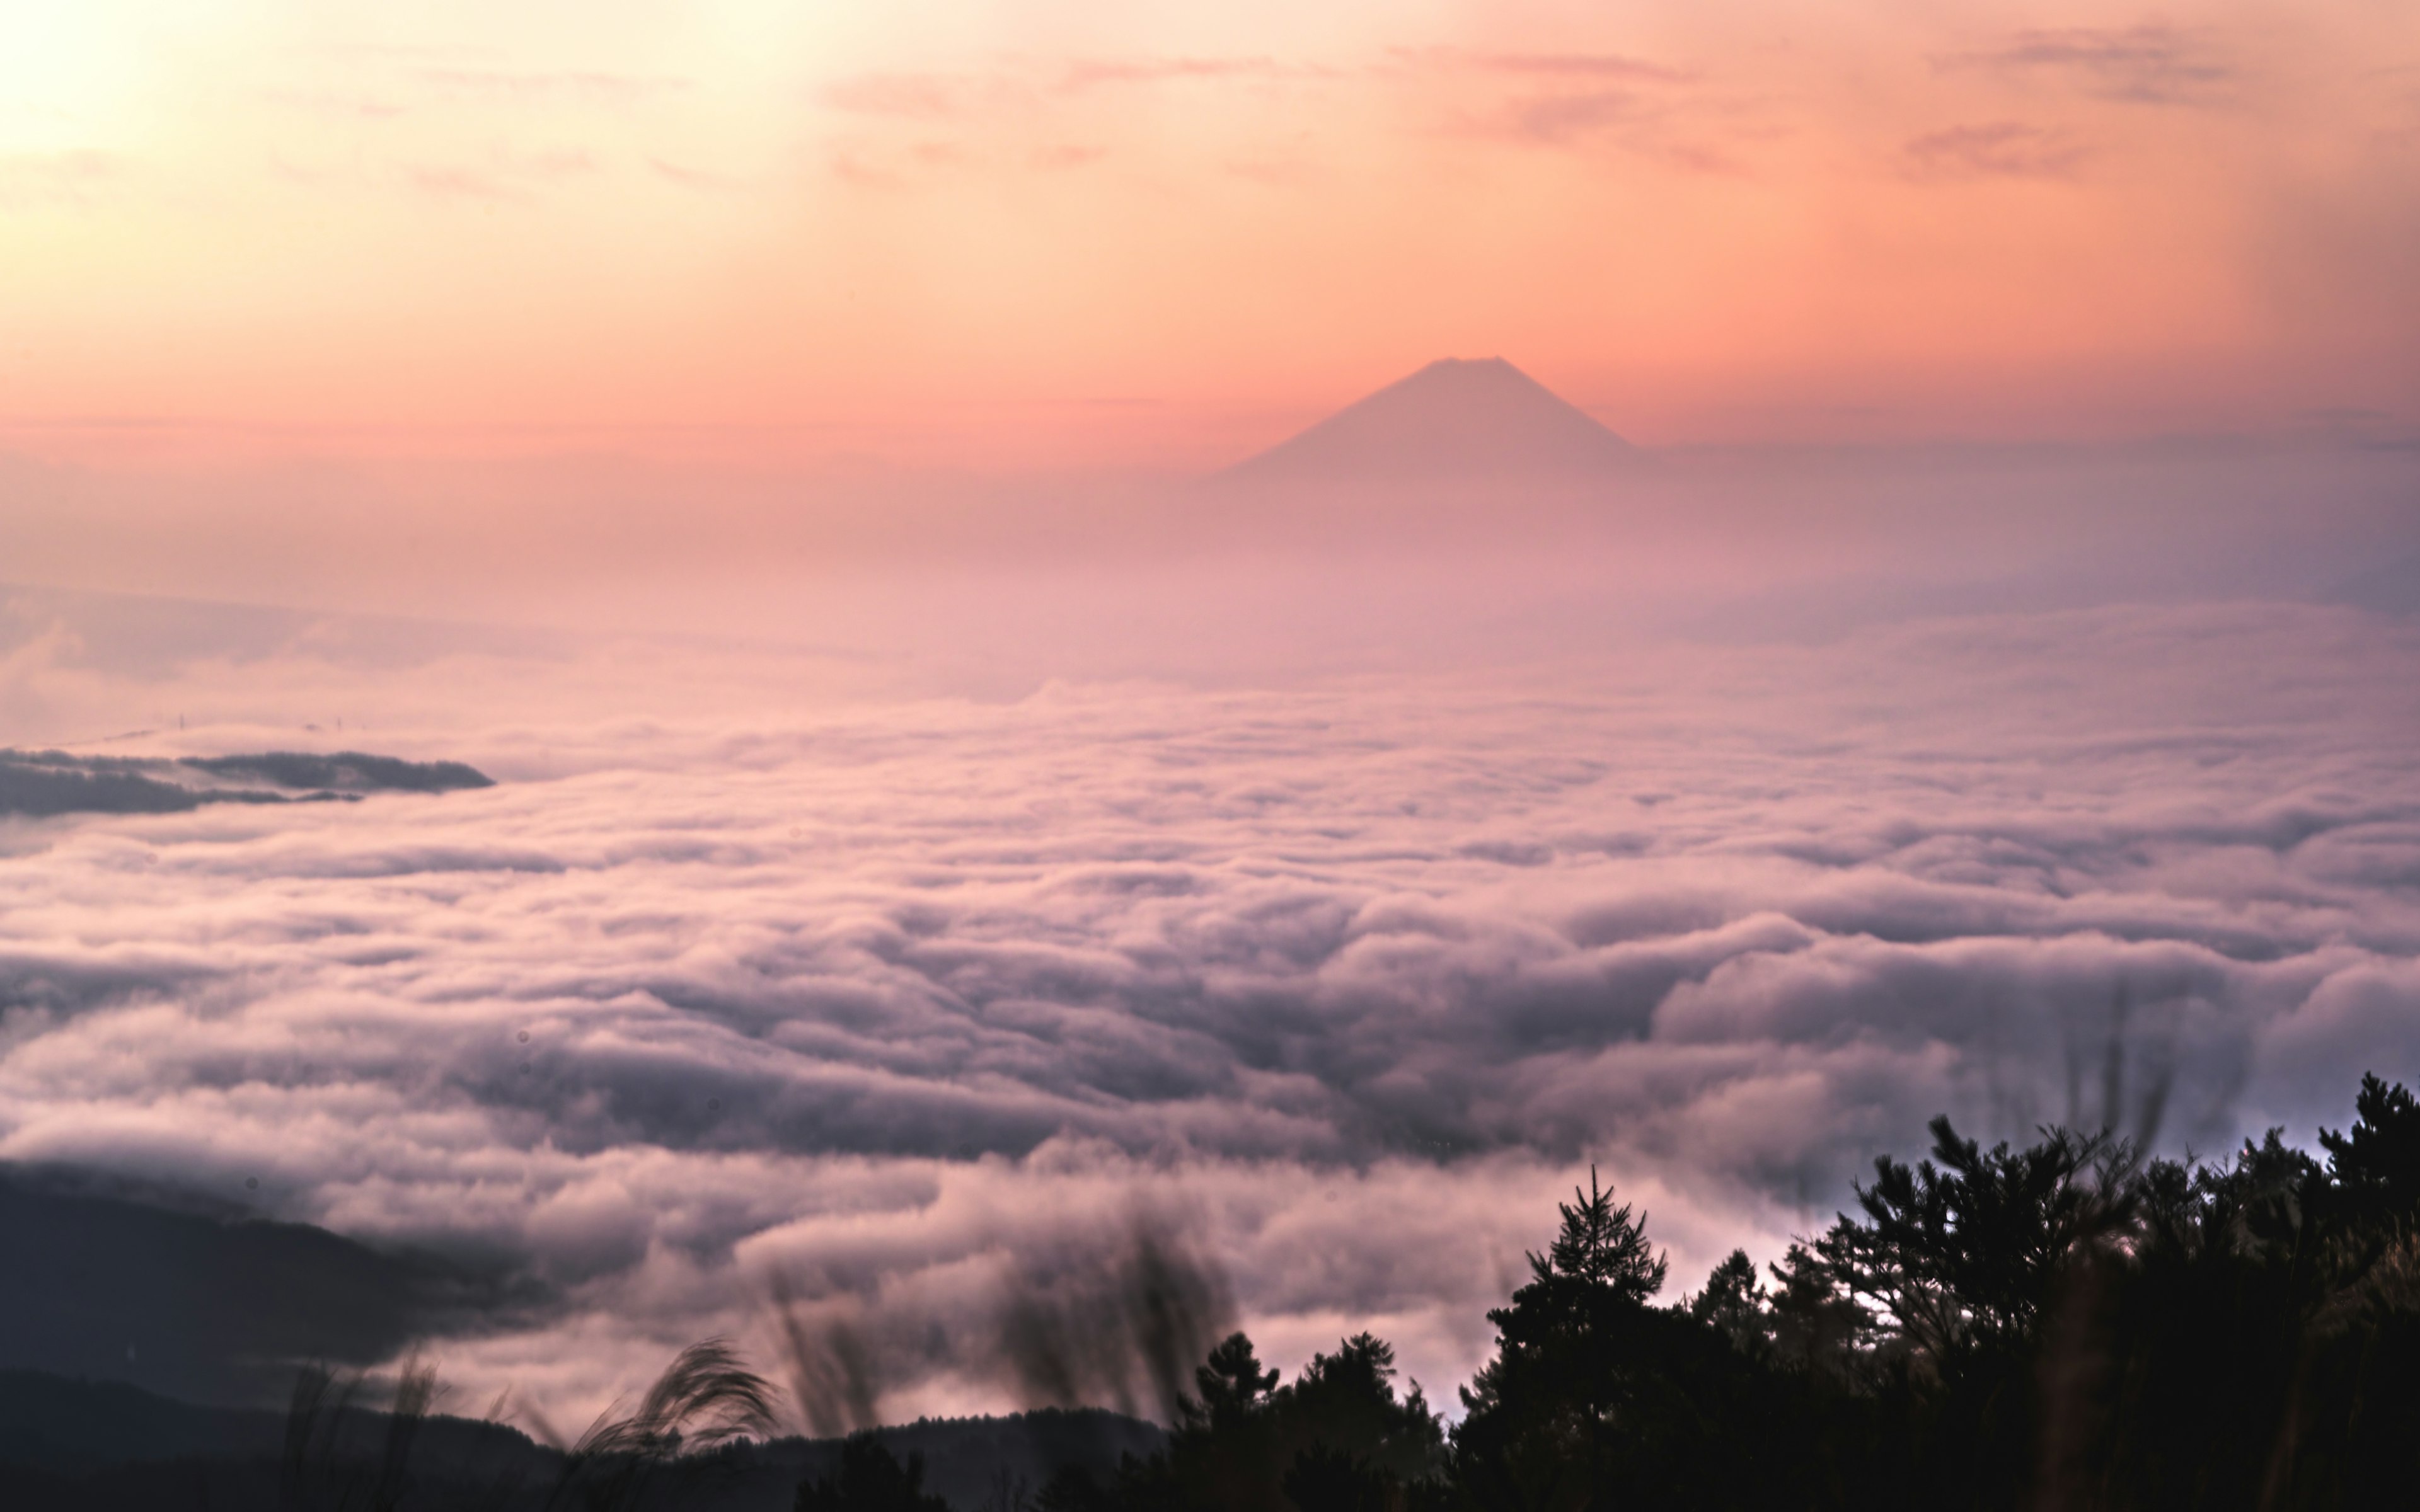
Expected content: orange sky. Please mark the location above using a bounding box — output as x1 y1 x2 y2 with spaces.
2 1 2416 467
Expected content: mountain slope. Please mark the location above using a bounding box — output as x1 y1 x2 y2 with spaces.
1218 357 1635 484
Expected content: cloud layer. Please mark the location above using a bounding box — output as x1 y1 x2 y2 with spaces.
2 600 2417 1423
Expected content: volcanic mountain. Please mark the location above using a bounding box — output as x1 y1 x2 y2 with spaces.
1217 357 1637 484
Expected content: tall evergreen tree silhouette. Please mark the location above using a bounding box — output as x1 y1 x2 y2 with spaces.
786 1074 2420 1512
1449 1166 1828 1510
793 1433 950 1512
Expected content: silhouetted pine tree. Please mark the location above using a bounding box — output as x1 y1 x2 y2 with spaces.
1073 1327 1443 1511
790 1072 2420 1512
1448 1167 1839 1510
792 1433 950 1512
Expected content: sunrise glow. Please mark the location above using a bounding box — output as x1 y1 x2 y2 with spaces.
4 4 2419 1506
3 1 2414 469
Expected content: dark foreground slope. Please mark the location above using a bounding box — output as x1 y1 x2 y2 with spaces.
0 1372 1160 1511
0 1172 519 1407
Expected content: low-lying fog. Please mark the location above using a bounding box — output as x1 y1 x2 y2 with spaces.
2 438 2416 1428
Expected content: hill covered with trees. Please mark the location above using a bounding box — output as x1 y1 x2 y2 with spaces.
874 1070 2420 1511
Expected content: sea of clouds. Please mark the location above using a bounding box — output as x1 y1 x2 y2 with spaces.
3 590 2418 1428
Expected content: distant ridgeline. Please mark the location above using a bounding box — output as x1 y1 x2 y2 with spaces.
0 1372 1158 1512
0 749 493 819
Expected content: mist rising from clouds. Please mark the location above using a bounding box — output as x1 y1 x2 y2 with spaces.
4 438 2415 679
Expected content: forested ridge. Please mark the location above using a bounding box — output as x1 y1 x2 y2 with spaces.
810 1072 2420 1511
9 1074 2414 1510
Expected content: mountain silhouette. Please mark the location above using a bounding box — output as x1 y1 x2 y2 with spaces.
1218 358 1635 484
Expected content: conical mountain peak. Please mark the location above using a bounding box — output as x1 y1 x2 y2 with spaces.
1219 358 1635 483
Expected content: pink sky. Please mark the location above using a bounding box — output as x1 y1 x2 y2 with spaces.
4 1 2416 469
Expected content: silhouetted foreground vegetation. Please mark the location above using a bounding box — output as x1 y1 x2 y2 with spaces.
0 1370 1154 1511
4 1073 2416 1508
950 1072 2420 1511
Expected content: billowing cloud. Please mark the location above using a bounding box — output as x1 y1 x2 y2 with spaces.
1904 122 2088 180
1 600 2416 1424
1945 25 2235 106
820 72 996 122
410 69 690 108
0 149 122 209
1054 57 1307 94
